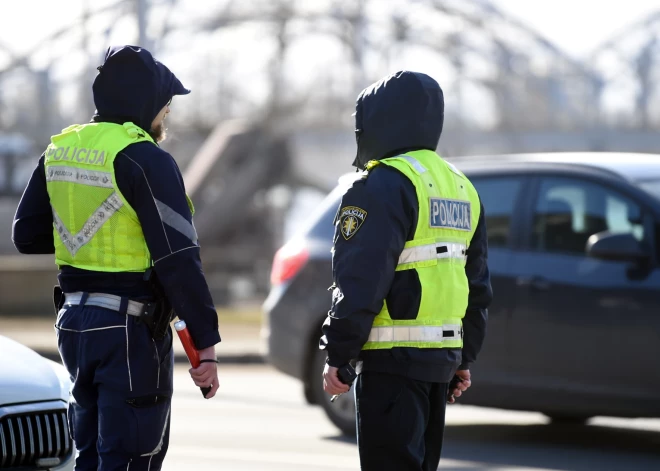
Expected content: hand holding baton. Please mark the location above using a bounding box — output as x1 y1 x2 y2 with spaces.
174 320 213 398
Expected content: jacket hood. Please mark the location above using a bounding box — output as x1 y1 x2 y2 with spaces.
353 70 444 169
92 45 190 132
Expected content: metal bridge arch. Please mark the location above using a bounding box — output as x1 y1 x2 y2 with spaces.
0 0 612 143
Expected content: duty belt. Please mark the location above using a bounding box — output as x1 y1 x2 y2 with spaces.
63 292 145 317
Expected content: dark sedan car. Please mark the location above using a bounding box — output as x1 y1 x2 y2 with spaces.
262 152 660 435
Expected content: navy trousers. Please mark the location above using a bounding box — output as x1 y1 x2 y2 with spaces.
356 372 449 471
56 304 174 471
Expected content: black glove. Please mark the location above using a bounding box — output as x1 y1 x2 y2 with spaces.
337 363 357 386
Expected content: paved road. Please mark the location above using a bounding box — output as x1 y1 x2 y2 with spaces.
164 364 660 470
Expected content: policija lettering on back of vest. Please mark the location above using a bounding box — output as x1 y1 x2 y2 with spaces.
47 144 108 165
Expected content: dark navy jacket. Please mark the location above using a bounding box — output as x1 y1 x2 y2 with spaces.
12 46 220 349
320 71 491 383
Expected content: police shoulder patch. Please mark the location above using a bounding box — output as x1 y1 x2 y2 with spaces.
339 206 367 240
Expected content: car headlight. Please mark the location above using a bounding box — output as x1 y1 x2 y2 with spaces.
46 359 71 402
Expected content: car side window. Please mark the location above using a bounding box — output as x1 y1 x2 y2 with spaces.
532 177 645 255
471 177 524 248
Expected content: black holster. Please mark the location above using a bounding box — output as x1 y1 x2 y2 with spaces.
140 269 175 341
53 286 65 315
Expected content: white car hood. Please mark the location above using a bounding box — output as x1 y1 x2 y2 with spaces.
0 335 69 405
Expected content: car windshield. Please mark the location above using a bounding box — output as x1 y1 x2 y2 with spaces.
640 180 660 200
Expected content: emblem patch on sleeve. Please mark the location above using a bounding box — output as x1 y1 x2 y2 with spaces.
339 206 367 240
430 198 471 231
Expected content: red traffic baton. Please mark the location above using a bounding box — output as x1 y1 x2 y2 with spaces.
174 320 212 398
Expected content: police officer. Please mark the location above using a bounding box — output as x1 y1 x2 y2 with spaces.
320 71 492 470
12 45 221 470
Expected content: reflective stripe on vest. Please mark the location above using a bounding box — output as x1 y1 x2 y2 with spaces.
52 192 124 257
367 325 462 343
398 241 467 265
401 155 427 174
46 166 114 188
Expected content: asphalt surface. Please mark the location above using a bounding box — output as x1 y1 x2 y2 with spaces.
165 364 660 471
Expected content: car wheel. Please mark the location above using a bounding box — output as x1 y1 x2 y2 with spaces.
544 413 591 425
311 347 357 436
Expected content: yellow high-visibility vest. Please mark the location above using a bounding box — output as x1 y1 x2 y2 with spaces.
362 150 481 350
44 122 153 271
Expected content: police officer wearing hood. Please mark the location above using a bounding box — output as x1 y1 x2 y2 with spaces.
320 71 492 470
13 46 221 470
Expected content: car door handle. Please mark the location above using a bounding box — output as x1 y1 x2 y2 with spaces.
516 276 551 291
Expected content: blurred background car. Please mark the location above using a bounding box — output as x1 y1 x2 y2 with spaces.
262 152 660 435
0 335 74 470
